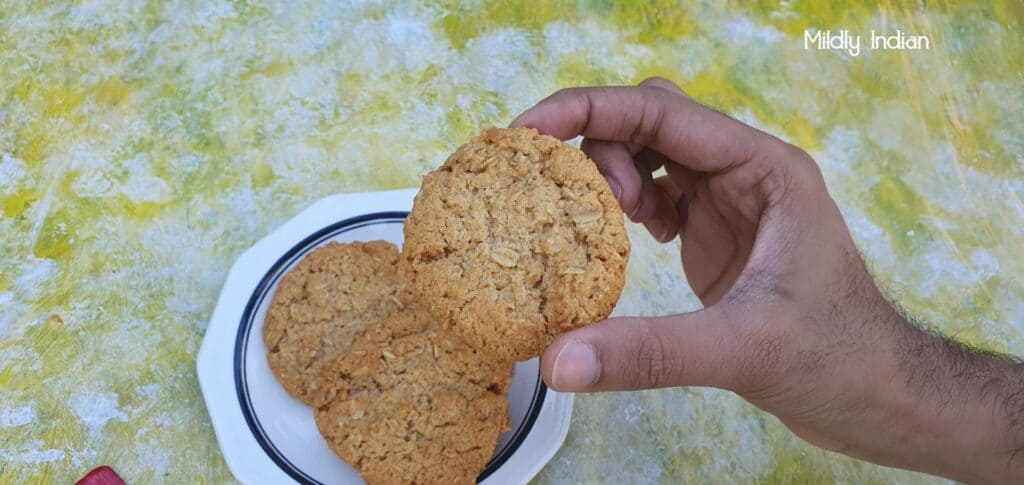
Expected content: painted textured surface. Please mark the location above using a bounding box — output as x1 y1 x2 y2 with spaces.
1 0 1021 482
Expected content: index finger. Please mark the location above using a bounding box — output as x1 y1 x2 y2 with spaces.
510 85 777 173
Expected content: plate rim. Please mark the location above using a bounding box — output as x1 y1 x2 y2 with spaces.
233 212 549 483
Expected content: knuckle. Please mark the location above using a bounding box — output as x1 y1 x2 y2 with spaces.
792 147 824 179
553 87 578 98
639 76 688 97
549 87 584 105
640 75 671 85
783 143 813 164
778 144 825 187
630 321 675 388
628 96 666 148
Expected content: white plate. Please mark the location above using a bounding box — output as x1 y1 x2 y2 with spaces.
197 188 573 485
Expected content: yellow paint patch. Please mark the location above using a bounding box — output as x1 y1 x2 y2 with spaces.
251 161 276 188
555 58 620 87
0 365 13 388
14 130 51 166
1 188 36 218
31 314 80 371
607 0 695 43
122 198 168 220
866 174 931 254
93 76 133 106
33 210 75 261
782 116 821 152
437 0 564 47
42 86 86 120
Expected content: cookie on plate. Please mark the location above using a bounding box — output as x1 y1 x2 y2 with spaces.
263 241 413 405
403 127 630 361
315 307 513 485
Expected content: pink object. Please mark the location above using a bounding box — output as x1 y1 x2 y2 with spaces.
76 466 126 485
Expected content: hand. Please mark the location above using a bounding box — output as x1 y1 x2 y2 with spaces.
511 78 1024 483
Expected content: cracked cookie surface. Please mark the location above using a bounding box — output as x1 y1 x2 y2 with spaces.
404 127 631 361
262 241 414 405
314 307 513 485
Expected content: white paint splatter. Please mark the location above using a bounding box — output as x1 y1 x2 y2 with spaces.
117 151 173 202
283 65 330 100
69 391 128 433
154 411 172 427
542 20 637 82
71 447 98 468
970 249 999 277
121 173 172 203
137 384 161 400
120 153 172 202
914 241 978 297
0 403 36 428
0 344 42 372
267 142 329 183
26 174 59 251
324 9 452 91
15 257 58 291
135 434 171 478
623 42 654 60
724 17 784 44
818 126 876 190
0 152 28 190
0 291 17 336
728 414 776 478
450 29 539 100
840 204 898 270
870 100 923 153
384 14 441 73
122 152 152 174
455 93 473 110
177 154 203 175
0 440 65 464
622 401 646 424
543 21 619 59
71 170 119 198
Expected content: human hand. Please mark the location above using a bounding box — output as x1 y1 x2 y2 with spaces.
511 78 1024 483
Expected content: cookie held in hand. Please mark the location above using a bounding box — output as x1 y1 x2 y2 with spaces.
403 127 630 361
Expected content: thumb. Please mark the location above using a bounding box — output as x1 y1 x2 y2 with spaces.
540 308 747 392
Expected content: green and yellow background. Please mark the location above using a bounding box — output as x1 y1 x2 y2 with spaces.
1 1 1022 482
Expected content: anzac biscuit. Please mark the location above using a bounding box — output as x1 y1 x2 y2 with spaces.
403 127 630 361
314 307 513 484
263 241 413 405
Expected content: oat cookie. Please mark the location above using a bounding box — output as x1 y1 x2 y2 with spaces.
315 307 513 485
263 241 413 405
403 127 630 361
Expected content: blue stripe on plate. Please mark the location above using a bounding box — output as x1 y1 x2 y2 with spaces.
233 211 548 484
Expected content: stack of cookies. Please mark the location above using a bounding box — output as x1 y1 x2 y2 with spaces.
263 127 630 484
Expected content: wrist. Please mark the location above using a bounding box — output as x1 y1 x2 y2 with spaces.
874 319 1024 482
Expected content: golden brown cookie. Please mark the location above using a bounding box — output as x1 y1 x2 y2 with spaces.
403 127 630 361
315 307 513 485
262 241 414 405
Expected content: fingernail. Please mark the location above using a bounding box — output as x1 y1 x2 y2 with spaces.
647 219 674 243
628 197 642 220
605 177 621 202
551 340 600 390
